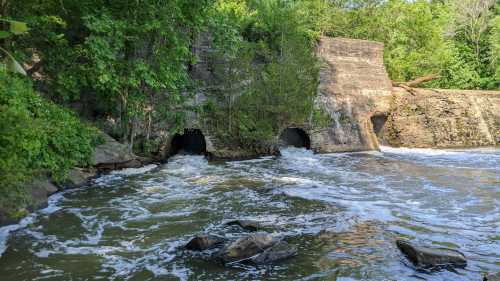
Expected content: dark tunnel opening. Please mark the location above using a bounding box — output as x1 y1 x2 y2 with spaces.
171 129 207 156
371 114 388 145
279 128 311 149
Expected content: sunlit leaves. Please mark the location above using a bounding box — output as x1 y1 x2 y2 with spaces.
205 0 319 146
0 18 29 35
6 54 27 76
9 20 29 35
0 19 29 75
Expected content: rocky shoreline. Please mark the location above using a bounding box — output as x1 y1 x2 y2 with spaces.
0 133 155 228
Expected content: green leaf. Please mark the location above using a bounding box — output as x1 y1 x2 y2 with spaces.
6 57 27 76
9 20 29 35
0 31 12 39
0 47 26 75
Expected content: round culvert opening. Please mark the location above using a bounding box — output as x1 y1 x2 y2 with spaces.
279 128 311 149
170 129 207 155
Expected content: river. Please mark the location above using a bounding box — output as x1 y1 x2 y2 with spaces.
0 147 499 280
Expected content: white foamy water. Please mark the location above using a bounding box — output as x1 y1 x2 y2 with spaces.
380 145 500 170
0 217 33 257
110 164 158 176
0 147 499 280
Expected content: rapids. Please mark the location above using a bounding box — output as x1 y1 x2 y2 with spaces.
0 147 499 280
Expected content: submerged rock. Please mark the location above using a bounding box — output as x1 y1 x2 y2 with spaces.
485 272 500 281
225 220 261 231
217 233 277 264
250 240 297 264
396 240 467 269
185 235 225 251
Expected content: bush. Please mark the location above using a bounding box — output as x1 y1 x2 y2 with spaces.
0 67 99 217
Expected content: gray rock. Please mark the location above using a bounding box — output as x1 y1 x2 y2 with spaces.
92 133 137 170
64 168 97 189
217 233 277 264
485 272 500 281
118 159 142 169
185 235 225 251
396 239 467 269
250 240 297 264
225 220 261 232
28 178 59 210
0 177 58 226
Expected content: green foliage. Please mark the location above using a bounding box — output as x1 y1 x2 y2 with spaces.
326 0 499 90
0 67 98 217
311 107 332 129
203 0 321 148
490 15 500 85
11 0 213 150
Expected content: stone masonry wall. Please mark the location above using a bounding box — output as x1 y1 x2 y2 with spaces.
381 88 500 148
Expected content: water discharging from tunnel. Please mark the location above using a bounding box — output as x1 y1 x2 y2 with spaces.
0 147 499 280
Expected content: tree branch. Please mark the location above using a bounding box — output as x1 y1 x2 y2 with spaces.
392 73 441 91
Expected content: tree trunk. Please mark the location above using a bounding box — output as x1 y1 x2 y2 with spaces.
120 89 129 143
128 117 136 153
392 73 441 88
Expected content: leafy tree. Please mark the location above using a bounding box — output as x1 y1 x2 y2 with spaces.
450 0 496 62
11 0 213 151
490 15 500 83
204 0 320 148
325 0 499 89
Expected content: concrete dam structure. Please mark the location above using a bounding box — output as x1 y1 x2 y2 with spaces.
167 37 499 159
312 37 499 152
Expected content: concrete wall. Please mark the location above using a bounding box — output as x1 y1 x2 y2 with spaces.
381 88 500 148
313 36 499 151
311 37 392 153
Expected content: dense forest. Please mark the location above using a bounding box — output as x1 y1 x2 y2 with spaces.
0 0 499 219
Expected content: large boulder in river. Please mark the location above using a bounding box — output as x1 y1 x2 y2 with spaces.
217 233 277 264
185 234 225 251
250 240 297 264
396 239 467 269
92 133 140 171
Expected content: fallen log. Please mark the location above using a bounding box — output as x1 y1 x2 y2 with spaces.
392 74 441 95
392 74 441 88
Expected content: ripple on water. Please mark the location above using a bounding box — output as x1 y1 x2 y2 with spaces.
0 147 499 280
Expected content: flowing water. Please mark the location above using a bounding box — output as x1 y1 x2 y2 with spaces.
0 147 499 281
